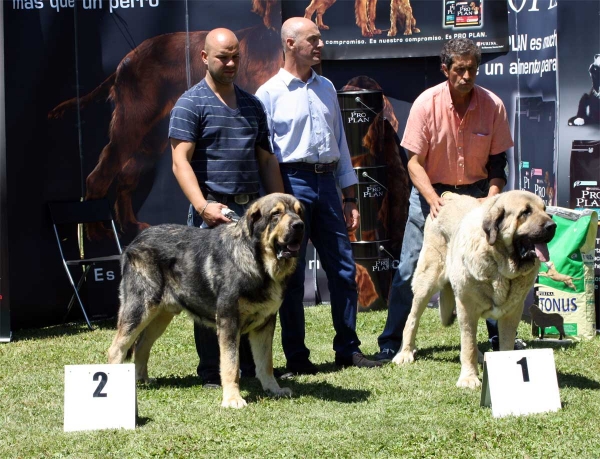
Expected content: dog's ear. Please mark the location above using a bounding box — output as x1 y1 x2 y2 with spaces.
482 203 505 245
245 202 262 236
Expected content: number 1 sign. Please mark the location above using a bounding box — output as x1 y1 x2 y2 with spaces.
480 349 561 418
64 364 136 432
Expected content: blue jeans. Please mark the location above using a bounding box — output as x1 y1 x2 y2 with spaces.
188 200 255 381
378 181 497 352
279 167 362 362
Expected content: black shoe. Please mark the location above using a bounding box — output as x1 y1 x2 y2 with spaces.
335 352 383 368
286 359 319 375
374 348 397 362
201 377 221 389
274 368 295 380
490 336 527 351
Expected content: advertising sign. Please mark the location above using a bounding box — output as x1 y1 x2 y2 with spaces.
283 0 509 59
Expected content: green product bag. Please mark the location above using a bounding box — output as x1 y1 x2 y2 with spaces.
534 207 598 340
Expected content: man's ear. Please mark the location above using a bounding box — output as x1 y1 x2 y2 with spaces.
441 63 449 78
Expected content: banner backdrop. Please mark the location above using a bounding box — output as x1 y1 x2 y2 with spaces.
4 0 282 328
282 0 509 60
4 0 597 328
555 0 600 326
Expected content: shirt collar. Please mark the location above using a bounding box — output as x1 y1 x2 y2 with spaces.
443 81 479 112
278 68 318 86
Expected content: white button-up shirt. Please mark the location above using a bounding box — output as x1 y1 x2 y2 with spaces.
256 68 358 189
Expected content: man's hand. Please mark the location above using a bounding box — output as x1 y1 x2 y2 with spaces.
199 202 233 227
427 193 445 219
344 202 360 232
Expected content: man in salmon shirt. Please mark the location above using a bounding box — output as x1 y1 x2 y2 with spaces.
375 38 517 361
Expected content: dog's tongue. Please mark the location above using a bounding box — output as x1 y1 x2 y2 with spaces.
534 243 550 262
287 243 301 252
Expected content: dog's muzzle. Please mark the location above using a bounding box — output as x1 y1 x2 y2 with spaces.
516 219 556 262
276 220 305 260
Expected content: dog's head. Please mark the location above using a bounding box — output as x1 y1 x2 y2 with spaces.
242 193 305 278
482 191 556 269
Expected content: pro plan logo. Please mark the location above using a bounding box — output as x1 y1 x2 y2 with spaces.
363 184 384 198
372 258 390 272
347 110 370 124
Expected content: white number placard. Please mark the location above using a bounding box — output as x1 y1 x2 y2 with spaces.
64 364 136 432
480 349 561 418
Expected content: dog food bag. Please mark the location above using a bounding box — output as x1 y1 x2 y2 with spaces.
535 206 598 340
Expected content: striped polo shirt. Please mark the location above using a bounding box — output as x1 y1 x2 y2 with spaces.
168 79 273 195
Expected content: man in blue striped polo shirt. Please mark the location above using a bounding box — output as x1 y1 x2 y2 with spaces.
169 28 284 388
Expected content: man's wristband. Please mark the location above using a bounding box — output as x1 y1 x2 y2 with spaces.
199 202 210 217
343 197 357 204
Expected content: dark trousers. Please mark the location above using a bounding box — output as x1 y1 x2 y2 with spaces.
278 167 362 363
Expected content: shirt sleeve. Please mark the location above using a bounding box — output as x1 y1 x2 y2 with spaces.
254 87 275 155
332 94 358 189
255 98 274 154
400 100 431 156
490 101 514 155
168 94 200 142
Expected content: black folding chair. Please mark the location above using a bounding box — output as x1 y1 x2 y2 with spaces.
48 199 123 330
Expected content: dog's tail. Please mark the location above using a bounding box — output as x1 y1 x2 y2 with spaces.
439 283 456 327
48 73 117 119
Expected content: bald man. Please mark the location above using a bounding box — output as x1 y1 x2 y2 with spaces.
169 28 284 388
256 18 382 373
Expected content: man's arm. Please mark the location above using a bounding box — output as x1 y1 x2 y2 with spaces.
485 151 507 198
407 150 444 218
341 185 359 232
256 146 284 194
171 138 229 227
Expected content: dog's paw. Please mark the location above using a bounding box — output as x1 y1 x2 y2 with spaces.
392 349 415 365
456 375 481 389
221 396 248 409
267 387 293 398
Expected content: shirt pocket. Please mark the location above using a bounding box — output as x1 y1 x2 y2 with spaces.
469 133 492 160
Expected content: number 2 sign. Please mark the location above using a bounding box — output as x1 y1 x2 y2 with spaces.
480 349 561 418
64 364 136 431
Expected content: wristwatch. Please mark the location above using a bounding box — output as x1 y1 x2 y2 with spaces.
343 197 358 204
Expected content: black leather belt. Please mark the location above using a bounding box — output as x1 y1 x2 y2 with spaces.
203 190 258 205
433 179 487 190
282 162 338 174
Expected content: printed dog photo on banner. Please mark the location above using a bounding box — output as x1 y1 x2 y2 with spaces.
47 0 283 242
3 0 283 327
286 0 508 59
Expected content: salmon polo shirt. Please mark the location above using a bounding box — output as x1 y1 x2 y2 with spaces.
400 81 514 186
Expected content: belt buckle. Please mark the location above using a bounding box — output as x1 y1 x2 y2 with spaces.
314 163 325 173
234 194 250 205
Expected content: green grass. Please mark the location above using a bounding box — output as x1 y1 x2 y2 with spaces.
1 306 599 458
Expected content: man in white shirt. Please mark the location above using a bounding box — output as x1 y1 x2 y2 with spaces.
256 17 381 373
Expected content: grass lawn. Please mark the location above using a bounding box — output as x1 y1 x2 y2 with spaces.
1 306 598 458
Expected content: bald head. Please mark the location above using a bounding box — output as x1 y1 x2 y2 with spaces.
280 17 323 78
281 17 318 50
202 28 240 89
205 28 239 54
